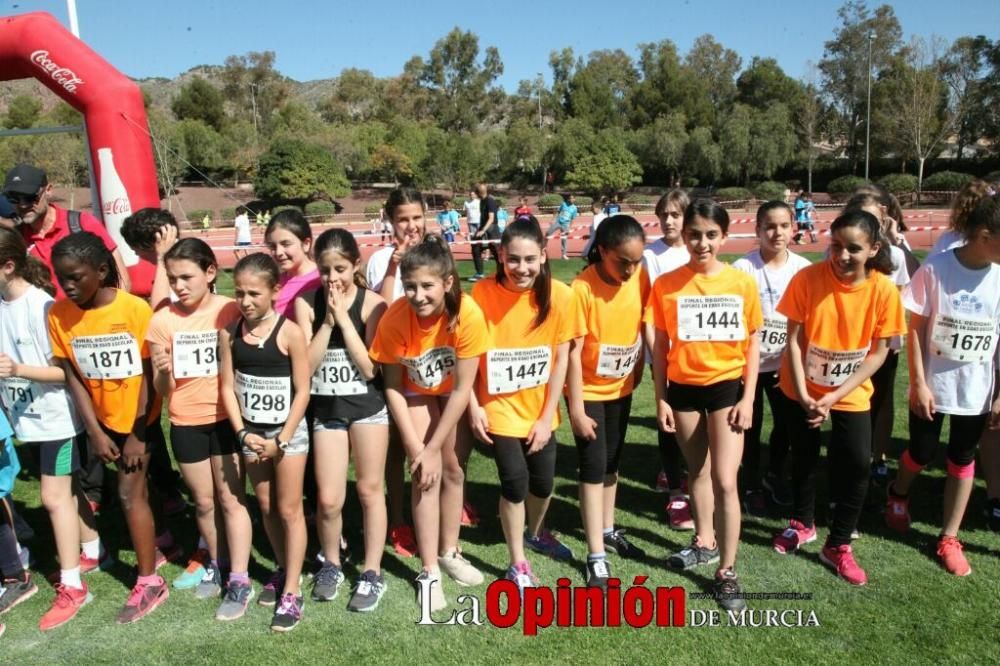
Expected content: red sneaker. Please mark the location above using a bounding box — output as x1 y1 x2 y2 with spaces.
885 493 911 533
116 579 169 624
937 536 971 577
461 501 480 527
773 519 817 554
389 524 418 558
665 495 695 530
820 543 868 585
39 583 92 631
80 551 115 575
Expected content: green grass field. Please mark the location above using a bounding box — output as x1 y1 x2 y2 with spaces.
3 256 999 664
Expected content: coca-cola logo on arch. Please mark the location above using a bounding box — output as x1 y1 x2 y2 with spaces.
30 50 84 94
103 197 132 217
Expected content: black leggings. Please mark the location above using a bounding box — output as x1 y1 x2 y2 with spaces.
0 497 22 579
471 224 500 275
785 395 871 547
492 434 557 503
741 370 789 488
907 411 985 468
574 394 633 484
658 430 685 492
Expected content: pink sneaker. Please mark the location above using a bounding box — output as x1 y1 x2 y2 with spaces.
655 471 670 493
820 543 868 585
885 493 911 533
665 495 695 530
773 519 817 554
461 501 480 527
937 536 971 577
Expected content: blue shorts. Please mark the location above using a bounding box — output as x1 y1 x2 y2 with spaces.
313 407 389 432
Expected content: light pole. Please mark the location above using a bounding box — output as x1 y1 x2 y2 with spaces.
536 73 546 192
865 30 875 181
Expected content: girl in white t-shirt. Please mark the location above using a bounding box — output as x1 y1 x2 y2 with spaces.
884 194 1000 576
0 227 103 631
928 179 994 258
733 202 810 515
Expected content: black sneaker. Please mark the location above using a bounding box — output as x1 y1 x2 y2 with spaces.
987 498 1000 532
311 562 345 602
762 472 792 507
585 559 611 589
347 570 386 612
668 537 720 570
603 529 645 559
713 568 746 612
258 569 285 607
743 489 768 518
0 574 38 614
870 461 889 486
270 593 304 632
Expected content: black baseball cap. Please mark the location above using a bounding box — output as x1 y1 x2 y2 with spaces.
3 164 48 196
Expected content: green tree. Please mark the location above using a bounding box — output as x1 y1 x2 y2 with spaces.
719 103 797 185
564 128 642 194
220 51 292 137
176 119 229 176
942 36 995 159
369 144 414 185
681 127 722 183
171 76 226 131
685 34 742 111
630 40 713 129
255 139 349 200
630 112 687 185
567 50 638 130
737 57 803 109
418 129 490 196
319 68 384 123
5 95 42 129
503 118 548 185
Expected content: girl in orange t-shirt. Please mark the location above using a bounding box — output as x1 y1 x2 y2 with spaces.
649 199 762 612
567 215 648 589
468 216 574 592
772 210 905 587
47 232 166 625
369 235 488 612
146 238 253 620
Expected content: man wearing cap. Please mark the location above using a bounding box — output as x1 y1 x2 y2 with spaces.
3 164 131 296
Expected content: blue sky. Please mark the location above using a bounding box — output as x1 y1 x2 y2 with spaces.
2 1 997 89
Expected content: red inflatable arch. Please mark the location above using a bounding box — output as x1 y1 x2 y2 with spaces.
0 11 159 263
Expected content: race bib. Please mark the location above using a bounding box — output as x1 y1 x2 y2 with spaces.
930 314 997 363
596 335 642 379
677 295 745 342
401 347 456 390
1 377 41 419
486 346 551 394
234 371 290 424
71 333 142 380
806 345 867 387
759 315 788 357
172 331 220 378
311 349 366 396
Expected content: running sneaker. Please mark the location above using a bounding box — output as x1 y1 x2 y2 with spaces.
173 549 210 590
885 489 911 533
438 550 484 586
655 470 670 493
870 461 890 486
258 570 286 607
416 570 446 613
270 593 304 632
18 546 32 570
216 579 254 621
505 561 539 599
713 568 747 612
668 537 720 570
762 472 792 507
467 274 485 282
195 565 223 600
585 558 611 589
988 498 1000 532
743 489 769 518
389 524 418 558
347 570 386 613
461 500 480 527
39 583 92 631
524 529 573 561
603 529 645 559
820 543 867 586
665 496 695 530
79 551 115 575
154 542 184 570
0 574 38 614
311 562 345 602
116 579 169 624
937 536 971 577
772 520 817 554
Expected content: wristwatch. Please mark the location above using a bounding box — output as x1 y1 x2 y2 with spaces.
276 437 290 452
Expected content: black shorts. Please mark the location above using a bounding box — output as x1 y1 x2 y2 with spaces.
100 423 159 456
170 420 238 464
667 379 743 413
23 435 83 476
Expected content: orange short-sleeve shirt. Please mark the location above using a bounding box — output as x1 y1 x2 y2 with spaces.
48 290 153 434
571 265 649 401
646 264 763 385
777 262 906 412
472 276 574 437
369 293 488 396
146 295 241 426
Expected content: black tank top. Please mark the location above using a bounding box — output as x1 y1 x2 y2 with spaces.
309 286 385 421
231 314 293 426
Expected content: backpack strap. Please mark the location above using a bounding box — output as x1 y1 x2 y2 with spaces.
67 210 82 234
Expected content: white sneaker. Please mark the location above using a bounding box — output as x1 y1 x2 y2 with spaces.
438 550 484 586
416 570 447 613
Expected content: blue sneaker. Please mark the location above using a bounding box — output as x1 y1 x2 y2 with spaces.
173 549 210 590
525 529 573 561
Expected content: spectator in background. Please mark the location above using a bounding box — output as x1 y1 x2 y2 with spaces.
603 194 621 216
464 189 481 238
436 200 461 243
497 206 509 234
469 183 500 281
514 196 531 219
233 207 252 259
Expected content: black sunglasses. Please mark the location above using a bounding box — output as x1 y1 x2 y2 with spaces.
5 191 42 206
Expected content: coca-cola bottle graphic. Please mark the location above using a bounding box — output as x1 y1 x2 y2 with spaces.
97 147 138 265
